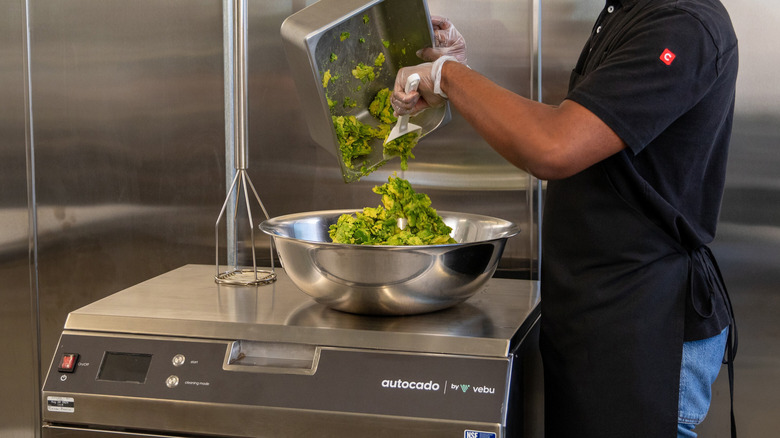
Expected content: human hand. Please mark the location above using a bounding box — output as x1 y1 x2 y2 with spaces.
416 16 467 64
391 63 447 116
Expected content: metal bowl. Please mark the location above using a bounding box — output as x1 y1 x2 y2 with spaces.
259 210 519 315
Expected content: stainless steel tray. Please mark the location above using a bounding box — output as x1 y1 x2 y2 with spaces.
281 0 449 182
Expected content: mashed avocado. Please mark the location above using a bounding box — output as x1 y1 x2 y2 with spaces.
343 96 357 108
368 87 420 170
351 63 375 83
328 175 456 245
328 33 422 176
374 52 385 67
383 132 420 171
322 69 332 88
368 88 396 125
333 88 399 170
332 115 376 169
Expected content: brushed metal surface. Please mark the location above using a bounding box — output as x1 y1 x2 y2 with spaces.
43 267 539 436
63 264 540 358
28 0 227 398
42 330 519 430
261 209 519 314
0 1 39 437
43 425 184 438
41 395 501 438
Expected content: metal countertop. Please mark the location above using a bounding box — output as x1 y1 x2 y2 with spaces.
65 264 540 358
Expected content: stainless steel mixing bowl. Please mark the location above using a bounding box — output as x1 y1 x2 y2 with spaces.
259 210 519 315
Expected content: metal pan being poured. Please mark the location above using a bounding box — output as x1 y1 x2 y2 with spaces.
281 0 450 182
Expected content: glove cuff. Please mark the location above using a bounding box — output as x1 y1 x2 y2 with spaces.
432 55 458 98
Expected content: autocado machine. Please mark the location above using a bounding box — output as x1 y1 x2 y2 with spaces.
41 1 543 437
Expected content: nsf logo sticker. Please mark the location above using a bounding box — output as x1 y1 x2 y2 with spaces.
465 431 496 438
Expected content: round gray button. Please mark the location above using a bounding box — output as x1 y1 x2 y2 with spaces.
166 375 180 388
172 354 186 367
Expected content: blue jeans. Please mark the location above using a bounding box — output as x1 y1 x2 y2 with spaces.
677 327 729 438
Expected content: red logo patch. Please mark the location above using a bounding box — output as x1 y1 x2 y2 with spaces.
660 48 676 66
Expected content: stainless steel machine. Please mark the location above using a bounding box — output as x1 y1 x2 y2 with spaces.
41 1 541 435
41 264 541 438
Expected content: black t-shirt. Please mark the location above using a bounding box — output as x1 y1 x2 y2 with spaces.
565 0 738 339
568 0 737 247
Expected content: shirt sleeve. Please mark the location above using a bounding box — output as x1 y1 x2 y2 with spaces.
566 7 721 154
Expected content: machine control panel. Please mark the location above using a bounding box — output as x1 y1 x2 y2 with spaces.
43 332 513 425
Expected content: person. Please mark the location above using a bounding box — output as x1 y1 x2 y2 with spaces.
391 2 738 437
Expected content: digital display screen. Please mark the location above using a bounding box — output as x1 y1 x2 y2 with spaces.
97 352 153 384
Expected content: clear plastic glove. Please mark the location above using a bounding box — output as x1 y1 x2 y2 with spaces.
416 16 467 64
391 63 447 117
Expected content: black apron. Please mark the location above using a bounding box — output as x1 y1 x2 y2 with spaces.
539 1 737 435
540 154 689 437
539 137 737 437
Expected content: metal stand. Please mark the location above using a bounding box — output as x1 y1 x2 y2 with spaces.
215 0 275 286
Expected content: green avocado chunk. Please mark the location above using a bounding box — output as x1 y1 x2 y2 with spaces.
329 175 456 246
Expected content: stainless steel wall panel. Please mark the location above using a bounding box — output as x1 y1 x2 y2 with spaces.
29 0 228 401
0 0 29 238
0 0 38 436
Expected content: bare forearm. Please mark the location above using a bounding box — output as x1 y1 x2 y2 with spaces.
439 61 625 180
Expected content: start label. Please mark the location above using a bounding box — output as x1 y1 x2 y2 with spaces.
47 396 75 413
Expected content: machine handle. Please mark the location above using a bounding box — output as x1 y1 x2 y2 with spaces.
224 340 320 375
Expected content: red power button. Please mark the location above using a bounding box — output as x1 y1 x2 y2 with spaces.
58 353 79 373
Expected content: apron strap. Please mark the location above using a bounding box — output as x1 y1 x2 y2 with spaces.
708 247 738 438
693 246 738 438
